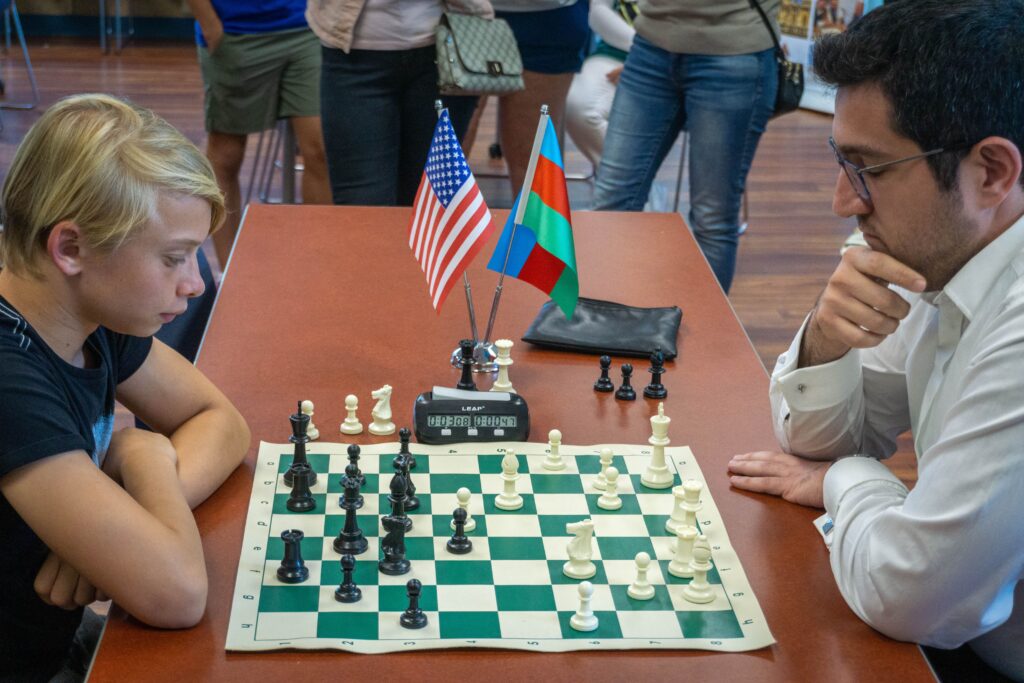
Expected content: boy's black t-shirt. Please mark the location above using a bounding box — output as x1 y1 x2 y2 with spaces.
0 295 151 681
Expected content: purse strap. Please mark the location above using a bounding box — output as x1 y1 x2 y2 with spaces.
747 0 784 56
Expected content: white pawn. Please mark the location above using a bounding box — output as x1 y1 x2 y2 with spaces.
592 447 613 491
668 526 697 578
597 466 622 510
627 551 655 600
491 338 515 393
495 450 523 510
569 580 599 632
450 487 476 533
683 535 715 604
301 400 319 441
339 394 363 435
542 428 566 471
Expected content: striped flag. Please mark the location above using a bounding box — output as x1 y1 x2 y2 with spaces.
408 110 495 312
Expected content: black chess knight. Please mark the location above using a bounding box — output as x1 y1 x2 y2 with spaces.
379 475 411 575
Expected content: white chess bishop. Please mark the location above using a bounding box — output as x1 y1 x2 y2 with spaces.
562 519 597 579
495 450 523 510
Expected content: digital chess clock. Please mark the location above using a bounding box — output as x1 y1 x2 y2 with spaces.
413 386 530 444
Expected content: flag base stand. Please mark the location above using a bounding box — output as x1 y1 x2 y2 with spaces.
450 341 497 373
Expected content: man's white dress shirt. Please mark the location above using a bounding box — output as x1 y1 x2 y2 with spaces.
770 214 1024 681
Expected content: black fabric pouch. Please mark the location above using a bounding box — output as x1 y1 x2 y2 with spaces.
521 297 682 359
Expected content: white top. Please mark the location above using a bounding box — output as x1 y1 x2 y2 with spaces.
770 213 1024 680
351 0 441 50
590 0 635 53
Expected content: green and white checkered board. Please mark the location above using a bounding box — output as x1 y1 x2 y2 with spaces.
226 441 774 653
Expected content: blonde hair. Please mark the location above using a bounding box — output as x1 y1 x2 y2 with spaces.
0 93 224 275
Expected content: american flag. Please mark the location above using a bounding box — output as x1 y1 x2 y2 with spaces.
408 110 495 311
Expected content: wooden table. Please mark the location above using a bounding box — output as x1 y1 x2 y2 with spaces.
89 205 932 681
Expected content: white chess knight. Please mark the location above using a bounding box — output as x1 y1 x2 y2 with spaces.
597 466 622 510
668 526 698 578
641 402 674 489
450 486 477 532
592 447 614 490
627 551 655 600
491 338 515 393
495 450 523 510
683 535 715 604
666 479 703 535
368 384 395 435
542 428 565 471
301 400 319 441
562 518 597 579
569 580 599 632
339 394 363 435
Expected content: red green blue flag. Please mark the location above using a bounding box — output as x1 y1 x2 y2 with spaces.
486 118 578 318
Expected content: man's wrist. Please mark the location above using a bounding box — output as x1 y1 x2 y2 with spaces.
798 309 850 368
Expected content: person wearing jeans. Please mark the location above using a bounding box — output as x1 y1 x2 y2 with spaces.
593 0 779 293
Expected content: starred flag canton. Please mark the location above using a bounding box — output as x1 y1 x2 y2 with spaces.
425 126 471 206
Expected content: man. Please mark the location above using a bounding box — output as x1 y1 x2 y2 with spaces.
727 2 1024 680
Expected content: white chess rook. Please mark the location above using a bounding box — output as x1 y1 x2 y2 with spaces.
542 428 566 471
627 551 655 600
569 581 599 632
666 479 703 535
641 402 674 489
450 487 477 532
340 394 363 435
301 400 319 441
495 450 524 510
668 526 697 578
593 447 613 491
491 338 515 393
368 385 395 436
597 466 622 510
562 518 597 579
683 535 715 604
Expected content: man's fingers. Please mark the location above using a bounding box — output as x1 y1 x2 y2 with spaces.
729 474 786 497
845 247 927 293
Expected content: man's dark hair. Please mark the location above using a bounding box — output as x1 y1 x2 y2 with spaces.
814 0 1024 191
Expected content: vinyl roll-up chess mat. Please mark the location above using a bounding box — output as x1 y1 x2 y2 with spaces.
226 441 774 653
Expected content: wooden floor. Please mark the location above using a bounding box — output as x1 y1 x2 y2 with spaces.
0 39 915 484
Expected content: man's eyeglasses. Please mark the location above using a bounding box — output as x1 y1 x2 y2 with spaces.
829 137 959 204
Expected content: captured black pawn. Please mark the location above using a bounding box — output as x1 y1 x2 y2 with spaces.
333 463 368 555
399 426 416 470
286 462 316 512
446 507 473 555
400 578 428 629
346 444 366 487
334 554 362 603
285 400 316 487
615 363 637 401
277 529 309 583
379 475 411 575
594 354 614 392
643 346 668 399
456 339 477 391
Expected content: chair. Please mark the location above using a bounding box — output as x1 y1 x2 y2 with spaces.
244 120 300 206
99 0 135 55
0 0 39 110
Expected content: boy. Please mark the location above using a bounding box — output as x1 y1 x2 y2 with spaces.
0 94 250 681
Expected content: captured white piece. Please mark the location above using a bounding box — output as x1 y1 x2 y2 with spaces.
449 487 476 532
491 338 515 393
683 535 715 604
495 450 523 510
593 447 613 491
340 394 363 435
542 428 565 471
641 402 674 488
596 466 622 510
627 551 655 600
569 580 599 632
368 384 395 435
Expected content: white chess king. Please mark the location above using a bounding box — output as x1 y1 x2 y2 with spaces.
641 402 674 489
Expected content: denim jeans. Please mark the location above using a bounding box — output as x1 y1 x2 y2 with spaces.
594 35 776 292
320 45 478 206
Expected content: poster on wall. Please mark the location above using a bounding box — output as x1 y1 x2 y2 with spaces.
779 0 882 114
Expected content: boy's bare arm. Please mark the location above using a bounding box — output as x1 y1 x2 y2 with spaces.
186 0 224 52
117 339 251 509
2 431 208 627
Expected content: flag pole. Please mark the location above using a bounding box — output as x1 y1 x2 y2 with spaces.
482 104 549 347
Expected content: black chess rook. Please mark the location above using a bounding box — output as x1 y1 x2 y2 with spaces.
277 529 309 584
286 463 317 512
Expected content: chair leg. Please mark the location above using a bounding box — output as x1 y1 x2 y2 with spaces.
0 1 39 110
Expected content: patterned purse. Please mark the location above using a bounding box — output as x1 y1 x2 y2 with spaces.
436 13 525 96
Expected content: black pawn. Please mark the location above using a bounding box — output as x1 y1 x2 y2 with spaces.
285 400 316 488
334 554 362 603
610 362 634 401
277 529 309 583
346 444 366 487
456 339 477 391
286 463 316 512
594 354 614 392
399 426 416 471
446 507 473 555
333 466 368 555
400 578 428 629
644 347 668 399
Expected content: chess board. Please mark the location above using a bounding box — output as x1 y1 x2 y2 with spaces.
226 441 774 653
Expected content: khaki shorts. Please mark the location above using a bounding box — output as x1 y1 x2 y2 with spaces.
198 27 321 135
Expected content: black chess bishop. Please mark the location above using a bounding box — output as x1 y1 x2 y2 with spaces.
643 347 668 399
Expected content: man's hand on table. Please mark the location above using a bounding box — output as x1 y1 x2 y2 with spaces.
727 451 831 509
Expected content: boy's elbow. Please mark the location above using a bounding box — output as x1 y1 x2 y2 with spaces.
131 568 209 629
228 405 251 467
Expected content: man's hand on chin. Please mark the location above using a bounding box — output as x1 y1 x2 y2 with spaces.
728 451 831 509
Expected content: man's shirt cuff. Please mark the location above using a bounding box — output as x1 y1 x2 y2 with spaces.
771 315 863 412
823 455 908 515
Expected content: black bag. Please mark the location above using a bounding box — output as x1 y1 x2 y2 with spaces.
521 297 683 359
749 0 804 117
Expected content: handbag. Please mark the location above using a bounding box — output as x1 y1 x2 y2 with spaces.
749 0 804 117
521 297 683 359
436 13 525 97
